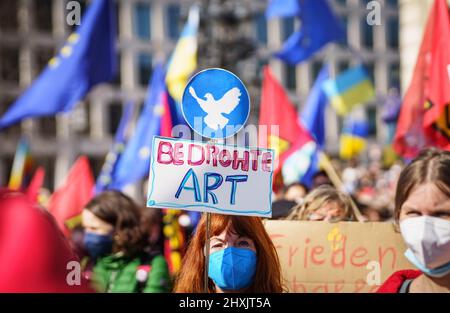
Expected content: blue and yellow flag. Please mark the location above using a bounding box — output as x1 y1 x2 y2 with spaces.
165 5 199 104
0 0 116 129
322 65 375 116
8 137 34 190
339 118 370 160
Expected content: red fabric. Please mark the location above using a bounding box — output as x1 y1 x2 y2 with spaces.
394 0 450 157
258 66 313 173
48 156 94 236
25 166 45 203
0 189 93 292
376 269 422 293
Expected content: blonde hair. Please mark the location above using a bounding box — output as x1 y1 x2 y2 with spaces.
286 185 354 221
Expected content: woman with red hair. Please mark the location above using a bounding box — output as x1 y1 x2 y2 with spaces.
174 213 285 293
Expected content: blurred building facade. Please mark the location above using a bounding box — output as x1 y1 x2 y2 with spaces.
0 0 420 191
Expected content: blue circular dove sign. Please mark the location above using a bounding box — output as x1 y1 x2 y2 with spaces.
182 68 250 139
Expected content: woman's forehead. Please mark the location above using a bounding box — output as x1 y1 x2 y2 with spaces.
212 224 249 239
404 183 449 207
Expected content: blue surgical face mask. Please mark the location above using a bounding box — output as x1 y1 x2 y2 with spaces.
83 232 113 259
208 247 257 291
404 249 450 278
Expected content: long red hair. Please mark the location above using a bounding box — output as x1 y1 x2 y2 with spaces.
174 214 285 293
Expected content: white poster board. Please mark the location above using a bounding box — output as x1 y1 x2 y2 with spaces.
147 136 274 217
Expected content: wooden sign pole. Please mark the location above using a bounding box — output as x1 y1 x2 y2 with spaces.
204 138 216 292
204 212 212 292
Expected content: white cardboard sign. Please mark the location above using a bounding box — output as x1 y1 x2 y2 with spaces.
147 136 274 217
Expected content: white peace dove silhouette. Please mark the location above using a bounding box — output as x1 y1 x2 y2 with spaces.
189 86 241 130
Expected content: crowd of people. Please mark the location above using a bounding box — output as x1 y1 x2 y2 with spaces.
0 148 449 293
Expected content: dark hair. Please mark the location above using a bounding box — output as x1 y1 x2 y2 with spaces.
84 190 147 257
140 208 164 254
394 148 450 222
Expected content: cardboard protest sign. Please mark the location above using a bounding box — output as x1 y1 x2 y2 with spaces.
147 136 274 217
264 221 414 293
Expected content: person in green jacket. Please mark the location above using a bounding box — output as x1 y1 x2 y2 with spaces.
81 190 170 293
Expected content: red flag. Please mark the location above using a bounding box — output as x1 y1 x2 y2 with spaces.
25 166 45 203
0 189 93 292
394 0 450 157
48 156 94 236
258 66 313 172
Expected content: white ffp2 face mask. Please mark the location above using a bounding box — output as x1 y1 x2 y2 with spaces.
400 216 450 275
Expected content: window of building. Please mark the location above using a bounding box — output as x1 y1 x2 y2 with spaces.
0 0 18 32
285 65 296 91
311 61 324 82
34 0 53 33
167 4 181 40
366 106 377 136
34 46 55 78
339 15 348 44
254 12 267 45
134 2 151 40
386 0 399 8
388 62 400 90
114 1 120 37
33 156 55 190
337 60 349 73
0 45 19 84
38 117 57 138
360 17 373 49
1 156 14 187
386 16 399 49
282 17 295 41
107 101 123 136
334 0 347 7
365 62 375 84
88 156 106 181
137 53 152 87
0 95 21 137
112 52 121 87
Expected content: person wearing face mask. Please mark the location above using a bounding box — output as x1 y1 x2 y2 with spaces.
174 214 285 293
378 149 450 293
81 191 170 293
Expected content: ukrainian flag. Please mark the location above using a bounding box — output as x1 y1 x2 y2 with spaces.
322 65 375 116
166 5 199 103
339 118 369 160
8 137 34 190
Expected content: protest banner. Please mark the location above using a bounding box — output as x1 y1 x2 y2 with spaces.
147 136 274 218
264 220 414 293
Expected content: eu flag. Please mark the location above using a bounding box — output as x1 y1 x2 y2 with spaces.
300 64 330 148
0 0 117 129
95 101 135 194
109 64 167 189
271 0 346 64
266 0 301 19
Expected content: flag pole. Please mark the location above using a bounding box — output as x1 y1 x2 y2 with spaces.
204 211 211 292
319 151 365 222
203 137 216 293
